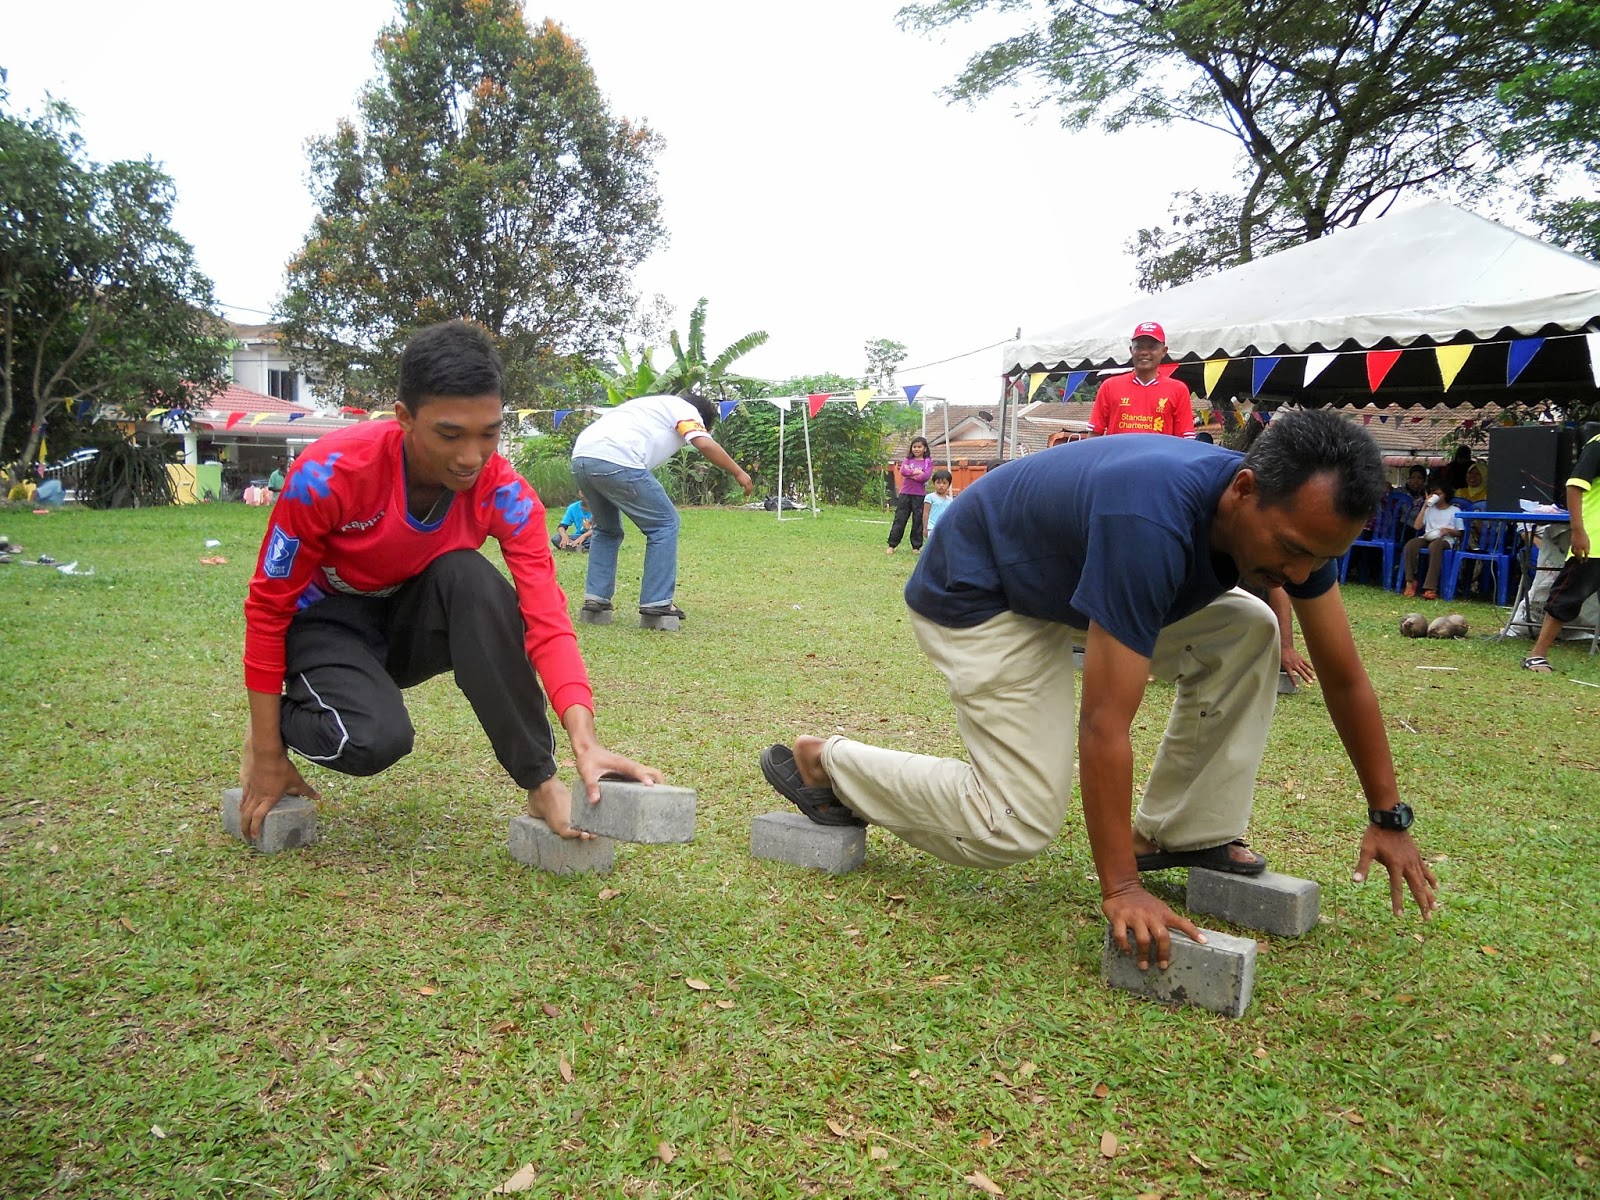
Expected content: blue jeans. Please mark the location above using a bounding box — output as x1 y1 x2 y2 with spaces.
571 457 680 607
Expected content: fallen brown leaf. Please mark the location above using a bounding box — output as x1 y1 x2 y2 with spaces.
1254 1047 1269 1059
488 1020 516 1035
1091 1082 1110 1099
1480 945 1500 956
1189 1152 1213 1170
119 917 136 933
1591 1030 1600 1045
558 1056 573 1083
492 1163 538 1193
1344 1110 1366 1125
1137 1193 1163 1200
714 999 735 1010
541 1002 561 1018
869 1145 889 1160
597 887 622 901
686 978 711 991
826 1119 848 1138
965 1170 1003 1195
1099 1132 1118 1158
657 1141 676 1165
1548 1053 1567 1066
417 986 437 996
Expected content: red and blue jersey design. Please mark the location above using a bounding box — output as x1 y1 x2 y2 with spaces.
243 419 592 716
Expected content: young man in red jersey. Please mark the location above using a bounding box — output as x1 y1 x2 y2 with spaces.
1088 321 1196 439
238 320 660 842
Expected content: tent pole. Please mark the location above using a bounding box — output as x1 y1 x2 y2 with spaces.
802 401 819 516
777 405 786 522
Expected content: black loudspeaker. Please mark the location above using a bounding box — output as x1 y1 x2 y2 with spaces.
1487 425 1577 512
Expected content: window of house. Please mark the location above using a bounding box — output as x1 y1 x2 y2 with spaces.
267 369 298 403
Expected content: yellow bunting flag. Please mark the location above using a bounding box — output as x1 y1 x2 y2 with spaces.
516 409 536 421
1203 359 1228 397
147 407 169 419
854 388 873 411
1435 345 1472 392
370 411 393 420
250 412 271 426
1027 372 1047 400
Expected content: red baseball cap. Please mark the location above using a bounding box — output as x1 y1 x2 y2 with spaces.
1131 321 1165 343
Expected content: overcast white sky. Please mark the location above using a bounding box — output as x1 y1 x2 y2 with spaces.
3 0 1240 404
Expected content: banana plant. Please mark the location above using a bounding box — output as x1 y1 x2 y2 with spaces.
654 297 768 399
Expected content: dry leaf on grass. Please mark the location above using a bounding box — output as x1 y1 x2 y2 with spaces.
558 1056 573 1083
714 999 734 1010
657 1141 676 1164
150 1125 165 1139
1091 1082 1110 1099
488 1020 516 1035
965 1170 1004 1195
417 986 437 996
491 1163 538 1193
541 1002 561 1018
597 887 622 901
686 978 711 991
869 1146 889 1161
1099 1132 1119 1158
826 1119 849 1138
1343 1110 1366 1125
119 917 136 933
1548 1054 1567 1066
1480 945 1500 956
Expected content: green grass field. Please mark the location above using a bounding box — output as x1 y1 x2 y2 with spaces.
1 501 1596 1199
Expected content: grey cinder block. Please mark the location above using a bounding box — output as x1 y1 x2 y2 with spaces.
1186 868 1320 937
1072 645 1085 671
569 780 695 843
1101 924 1256 1018
750 811 865 874
639 613 680 631
1277 670 1299 696
578 607 614 626
508 814 614 875
221 787 318 854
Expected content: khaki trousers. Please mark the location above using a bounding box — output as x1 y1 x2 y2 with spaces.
822 589 1280 868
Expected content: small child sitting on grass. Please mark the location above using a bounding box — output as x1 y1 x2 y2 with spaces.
552 492 594 552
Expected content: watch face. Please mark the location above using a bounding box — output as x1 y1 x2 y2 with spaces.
1372 804 1413 830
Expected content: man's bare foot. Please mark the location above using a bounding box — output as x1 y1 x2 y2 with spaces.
793 735 832 789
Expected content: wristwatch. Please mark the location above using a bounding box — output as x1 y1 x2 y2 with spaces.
1368 802 1414 831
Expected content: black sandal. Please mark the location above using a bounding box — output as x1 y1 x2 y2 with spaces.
759 744 864 827
1135 839 1267 876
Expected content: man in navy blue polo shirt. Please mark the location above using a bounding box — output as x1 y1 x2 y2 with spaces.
760 411 1436 971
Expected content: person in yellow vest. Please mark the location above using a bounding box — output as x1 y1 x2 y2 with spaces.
1522 431 1600 672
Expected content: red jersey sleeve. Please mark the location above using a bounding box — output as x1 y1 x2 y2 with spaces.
1170 384 1196 438
480 459 594 717
1089 380 1112 435
242 452 345 694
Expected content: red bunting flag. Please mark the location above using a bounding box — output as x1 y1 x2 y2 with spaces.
1156 363 1180 380
225 412 244 429
807 393 828 419
1366 350 1402 391
340 406 366 417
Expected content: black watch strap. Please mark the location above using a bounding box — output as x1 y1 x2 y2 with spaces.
1368 802 1414 831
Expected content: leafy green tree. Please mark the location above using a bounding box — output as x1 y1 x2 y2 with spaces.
863 337 908 391
1500 0 1600 258
899 0 1541 289
0 81 227 467
278 1 664 407
653 297 768 399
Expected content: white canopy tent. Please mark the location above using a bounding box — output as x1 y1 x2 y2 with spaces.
1002 202 1600 406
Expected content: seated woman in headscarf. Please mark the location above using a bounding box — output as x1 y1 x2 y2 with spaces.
1459 460 1488 505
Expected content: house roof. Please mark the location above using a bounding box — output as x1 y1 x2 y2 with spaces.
227 321 282 343
182 383 354 440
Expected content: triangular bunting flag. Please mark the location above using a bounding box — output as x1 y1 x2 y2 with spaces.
1060 371 1088 399
1379 415 1389 424
147 407 169 419
1027 372 1047 400
1588 333 1600 388
766 396 792 412
340 406 366 416
250 412 270 426
854 389 873 411
516 408 536 421
903 384 922 404
553 409 571 429
1250 356 1280 396
1156 363 1179 380
1366 350 1402 391
719 401 737 420
1506 337 1544 385
807 393 828 419
1303 352 1337 386
1435 345 1472 392
370 411 393 420
1362 414 1373 424
286 412 305 421
1203 359 1228 397
225 412 244 429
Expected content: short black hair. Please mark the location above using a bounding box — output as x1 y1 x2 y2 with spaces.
931 468 952 484
1241 408 1385 522
398 320 504 410
682 392 718 429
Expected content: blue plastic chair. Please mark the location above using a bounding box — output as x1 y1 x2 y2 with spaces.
1441 512 1519 605
1340 491 1411 589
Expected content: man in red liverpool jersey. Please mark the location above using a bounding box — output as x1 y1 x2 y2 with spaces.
239 320 660 842
1088 321 1196 439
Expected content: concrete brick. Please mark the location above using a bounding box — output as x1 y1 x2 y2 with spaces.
639 613 680 631
1277 670 1299 696
1072 644 1085 671
1101 924 1256 1018
1186 868 1320 937
508 814 615 875
578 607 614 626
221 788 318 854
569 780 695 843
750 811 865 874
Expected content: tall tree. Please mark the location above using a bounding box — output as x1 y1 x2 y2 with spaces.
899 1 1541 289
653 297 769 399
1499 0 1600 259
0 81 226 466
278 1 665 406
863 337 907 391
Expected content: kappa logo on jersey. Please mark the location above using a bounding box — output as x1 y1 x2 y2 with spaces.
263 526 300 579
339 509 385 533
283 452 343 504
492 482 535 536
